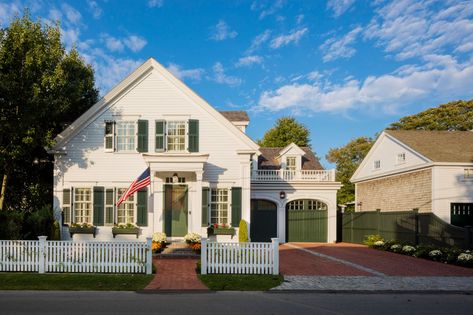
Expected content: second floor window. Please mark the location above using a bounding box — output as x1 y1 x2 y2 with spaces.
116 121 135 151
397 152 406 164
374 160 381 169
167 121 186 151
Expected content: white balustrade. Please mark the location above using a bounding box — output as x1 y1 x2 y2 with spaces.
252 169 335 182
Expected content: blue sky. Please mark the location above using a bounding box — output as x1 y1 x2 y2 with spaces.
1 0 473 167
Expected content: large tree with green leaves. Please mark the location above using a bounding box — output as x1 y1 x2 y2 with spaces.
326 137 374 206
0 13 98 211
257 117 311 147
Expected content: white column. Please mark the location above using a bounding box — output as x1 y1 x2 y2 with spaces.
238 154 251 224
201 237 207 275
153 175 164 233
193 170 203 233
327 191 337 243
146 237 152 275
271 238 279 275
38 236 47 274
278 203 286 243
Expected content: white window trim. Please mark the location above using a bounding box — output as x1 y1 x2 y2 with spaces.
116 187 137 225
73 187 93 224
396 152 406 165
209 186 232 226
464 168 473 181
166 120 188 153
104 121 115 153
116 121 137 153
373 160 381 170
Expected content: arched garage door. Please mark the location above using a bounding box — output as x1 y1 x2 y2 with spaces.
251 199 277 242
286 199 327 242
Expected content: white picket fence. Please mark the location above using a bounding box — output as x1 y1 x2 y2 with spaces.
0 236 152 274
201 238 279 275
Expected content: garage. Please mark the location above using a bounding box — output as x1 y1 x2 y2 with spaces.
250 199 278 242
286 199 327 242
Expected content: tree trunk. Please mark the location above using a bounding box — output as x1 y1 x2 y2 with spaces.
0 172 7 211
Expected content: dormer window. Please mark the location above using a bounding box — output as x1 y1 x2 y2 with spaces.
397 152 406 164
465 168 473 180
374 160 381 170
286 157 297 171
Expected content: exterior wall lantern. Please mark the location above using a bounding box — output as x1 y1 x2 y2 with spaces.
279 191 286 199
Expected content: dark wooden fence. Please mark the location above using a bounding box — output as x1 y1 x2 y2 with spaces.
338 209 473 249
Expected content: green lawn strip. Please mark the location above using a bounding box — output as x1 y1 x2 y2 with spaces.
198 274 284 291
0 273 154 290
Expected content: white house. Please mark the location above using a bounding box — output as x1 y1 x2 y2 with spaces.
351 130 473 226
51 58 341 243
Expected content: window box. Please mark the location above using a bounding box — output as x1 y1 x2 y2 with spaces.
112 227 140 238
207 226 236 236
69 225 97 238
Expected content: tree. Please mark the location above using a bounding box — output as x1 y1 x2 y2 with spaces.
258 117 311 147
326 137 374 205
389 99 473 131
0 13 99 211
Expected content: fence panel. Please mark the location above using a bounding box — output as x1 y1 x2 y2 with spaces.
0 240 40 272
202 238 279 275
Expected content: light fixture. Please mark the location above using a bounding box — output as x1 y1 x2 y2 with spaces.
279 191 286 199
172 173 179 183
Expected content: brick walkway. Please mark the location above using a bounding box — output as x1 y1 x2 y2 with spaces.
145 257 208 291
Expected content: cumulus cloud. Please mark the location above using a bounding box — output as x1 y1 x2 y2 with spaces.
236 55 263 67
210 20 238 41
327 0 356 18
101 34 147 53
256 56 473 114
270 28 308 49
167 63 204 81
124 35 147 52
211 62 242 86
320 26 362 62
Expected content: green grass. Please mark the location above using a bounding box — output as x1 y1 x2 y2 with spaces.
0 273 154 290
198 274 284 291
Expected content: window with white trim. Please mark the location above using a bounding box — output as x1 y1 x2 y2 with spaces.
117 188 135 224
116 121 135 151
210 188 229 224
308 200 328 211
104 121 115 152
374 160 381 169
167 121 186 151
74 188 92 223
286 157 297 170
288 200 304 210
397 152 406 164
465 168 473 180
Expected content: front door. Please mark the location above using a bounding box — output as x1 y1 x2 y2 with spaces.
164 184 188 237
251 199 278 242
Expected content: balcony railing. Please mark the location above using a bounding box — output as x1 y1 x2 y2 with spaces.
251 169 336 182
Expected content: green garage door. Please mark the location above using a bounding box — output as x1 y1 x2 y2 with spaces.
286 199 327 242
251 199 277 242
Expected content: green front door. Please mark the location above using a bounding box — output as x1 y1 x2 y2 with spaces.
164 184 188 237
251 199 278 242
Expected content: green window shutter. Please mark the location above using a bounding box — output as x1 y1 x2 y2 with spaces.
231 187 242 227
188 119 199 152
93 186 105 226
155 120 165 152
62 189 71 225
105 188 114 225
137 120 148 152
202 187 209 226
137 188 148 226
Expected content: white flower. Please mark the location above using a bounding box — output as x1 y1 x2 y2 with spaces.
184 232 201 243
429 250 442 257
390 244 402 251
458 253 473 262
152 232 167 243
402 245 416 253
374 240 385 247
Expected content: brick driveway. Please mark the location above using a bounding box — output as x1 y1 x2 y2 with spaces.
280 242 473 277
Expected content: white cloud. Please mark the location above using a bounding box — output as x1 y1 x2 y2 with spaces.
247 29 271 53
327 0 356 18
365 0 473 60
124 35 147 52
0 2 21 26
211 62 242 86
320 26 362 62
61 3 82 25
236 55 263 67
148 0 164 8
210 20 238 41
167 63 204 81
87 0 102 19
270 28 308 49
48 8 62 21
252 0 285 19
102 34 124 52
256 56 473 114
296 14 304 24
61 27 81 50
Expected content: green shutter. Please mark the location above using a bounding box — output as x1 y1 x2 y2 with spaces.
231 187 242 227
155 120 165 151
105 188 114 225
62 189 71 225
137 188 148 226
202 187 209 226
137 120 148 152
93 186 105 226
188 119 199 152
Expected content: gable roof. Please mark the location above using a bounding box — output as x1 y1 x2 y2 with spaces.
52 58 259 151
385 130 473 163
277 142 306 158
219 111 249 122
258 147 324 170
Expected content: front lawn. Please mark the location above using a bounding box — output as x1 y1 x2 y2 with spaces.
198 274 284 291
0 273 154 290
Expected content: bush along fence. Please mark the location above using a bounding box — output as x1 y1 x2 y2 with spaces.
339 209 473 249
201 238 279 275
0 236 153 274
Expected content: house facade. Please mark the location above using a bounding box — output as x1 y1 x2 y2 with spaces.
351 130 473 226
51 58 341 243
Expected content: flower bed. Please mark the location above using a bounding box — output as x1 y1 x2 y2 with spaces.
69 223 96 238
184 232 201 254
152 232 167 254
363 234 473 268
207 224 235 237
112 223 140 238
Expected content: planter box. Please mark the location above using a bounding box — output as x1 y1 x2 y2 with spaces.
69 226 96 238
207 227 236 237
112 227 140 238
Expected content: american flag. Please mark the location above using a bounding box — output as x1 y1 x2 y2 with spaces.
116 167 151 207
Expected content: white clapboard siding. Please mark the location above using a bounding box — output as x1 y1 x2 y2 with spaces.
201 238 279 275
0 240 40 272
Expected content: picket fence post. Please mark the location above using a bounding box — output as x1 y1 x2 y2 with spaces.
201 238 207 275
271 238 279 275
38 236 47 274
146 237 152 275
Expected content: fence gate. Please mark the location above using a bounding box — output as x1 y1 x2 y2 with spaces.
286 199 327 242
451 203 473 227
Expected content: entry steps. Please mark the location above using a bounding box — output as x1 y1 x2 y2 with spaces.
155 241 200 258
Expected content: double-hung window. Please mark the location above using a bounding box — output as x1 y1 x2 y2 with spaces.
286 157 297 170
117 188 135 224
374 160 381 170
167 121 186 151
465 168 473 180
397 152 406 164
116 121 135 151
104 122 115 151
74 188 92 223
210 188 229 224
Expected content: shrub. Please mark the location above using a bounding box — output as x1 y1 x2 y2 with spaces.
373 240 385 248
390 244 402 253
428 250 443 261
363 234 384 247
238 219 249 242
402 245 416 255
457 252 473 266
